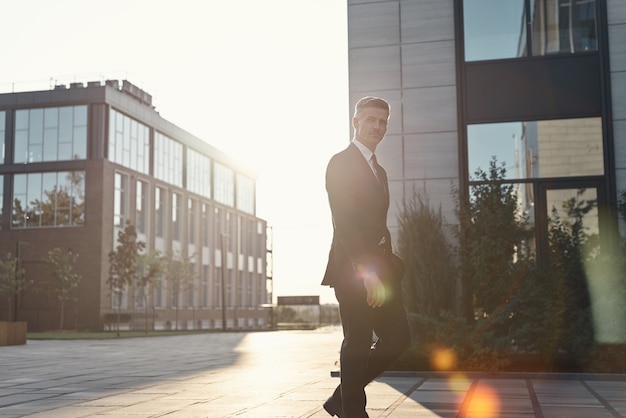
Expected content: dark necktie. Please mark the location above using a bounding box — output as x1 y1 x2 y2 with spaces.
371 154 384 187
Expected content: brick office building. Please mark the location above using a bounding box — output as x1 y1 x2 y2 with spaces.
0 80 271 331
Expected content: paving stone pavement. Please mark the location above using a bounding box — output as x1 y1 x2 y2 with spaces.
0 326 625 417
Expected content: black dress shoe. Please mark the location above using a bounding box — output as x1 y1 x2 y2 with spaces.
323 396 344 418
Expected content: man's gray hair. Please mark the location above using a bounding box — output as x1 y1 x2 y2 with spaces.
354 96 390 117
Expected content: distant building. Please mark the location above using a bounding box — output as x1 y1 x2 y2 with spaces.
348 0 625 307
0 80 272 331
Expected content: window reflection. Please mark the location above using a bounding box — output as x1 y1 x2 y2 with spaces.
14 106 87 163
12 171 85 228
108 109 150 174
464 0 527 61
533 0 597 55
468 117 603 180
136 180 148 235
154 132 183 187
113 172 128 228
187 148 211 199
236 173 254 214
464 0 597 62
155 186 166 239
214 162 235 207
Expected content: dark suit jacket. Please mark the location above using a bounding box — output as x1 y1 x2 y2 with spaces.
322 142 393 288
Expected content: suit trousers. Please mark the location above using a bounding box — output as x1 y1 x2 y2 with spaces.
333 278 410 417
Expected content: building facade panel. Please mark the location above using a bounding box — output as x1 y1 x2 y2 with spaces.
607 24 626 71
607 0 626 25
404 178 459 228
402 86 458 134
349 45 402 92
404 132 459 180
401 40 456 88
375 133 403 181
400 0 456 44
614 120 626 170
610 71 626 120
348 2 400 48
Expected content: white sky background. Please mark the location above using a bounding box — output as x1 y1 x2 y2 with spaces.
1 0 349 304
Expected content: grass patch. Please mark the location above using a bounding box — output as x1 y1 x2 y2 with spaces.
27 330 207 340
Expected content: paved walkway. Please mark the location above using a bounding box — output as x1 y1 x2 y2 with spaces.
0 327 625 417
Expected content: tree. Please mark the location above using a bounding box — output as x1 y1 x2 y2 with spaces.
43 248 82 330
398 187 456 319
108 221 145 334
459 158 532 319
135 251 164 333
0 252 29 321
163 253 198 330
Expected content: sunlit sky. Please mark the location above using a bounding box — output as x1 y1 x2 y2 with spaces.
1 0 349 304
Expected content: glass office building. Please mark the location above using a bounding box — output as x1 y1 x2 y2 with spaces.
0 80 271 331
348 0 625 319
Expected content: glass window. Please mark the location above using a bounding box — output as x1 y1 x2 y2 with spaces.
534 0 597 55
187 148 211 199
154 132 183 187
188 198 197 245
136 179 148 235
108 108 150 174
467 117 603 180
464 0 527 61
1 111 5 164
215 207 222 249
547 187 598 237
464 0 597 62
0 174 3 227
215 268 222 308
114 172 128 228
214 162 235 207
226 211 235 252
155 186 166 238
202 203 211 248
172 192 182 241
202 265 211 308
236 173 255 214
14 106 87 163
12 171 85 228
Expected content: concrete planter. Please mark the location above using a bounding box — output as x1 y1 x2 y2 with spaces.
0 321 27 346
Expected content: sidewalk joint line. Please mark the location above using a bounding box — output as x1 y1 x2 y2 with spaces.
581 380 623 418
379 377 426 417
455 378 479 418
526 379 544 418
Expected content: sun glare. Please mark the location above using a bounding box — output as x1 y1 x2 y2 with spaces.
467 384 501 417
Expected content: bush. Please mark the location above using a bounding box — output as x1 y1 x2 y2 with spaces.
394 160 625 372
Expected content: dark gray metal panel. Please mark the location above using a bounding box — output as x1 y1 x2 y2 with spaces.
465 54 603 123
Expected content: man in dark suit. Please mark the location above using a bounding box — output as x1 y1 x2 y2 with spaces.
322 97 410 418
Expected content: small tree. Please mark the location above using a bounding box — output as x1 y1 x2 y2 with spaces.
108 222 145 334
459 159 532 319
135 251 164 333
43 248 82 330
163 253 198 331
398 187 456 319
0 253 29 321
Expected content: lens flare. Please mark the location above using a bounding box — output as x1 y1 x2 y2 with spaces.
447 373 471 392
468 384 501 417
430 347 458 371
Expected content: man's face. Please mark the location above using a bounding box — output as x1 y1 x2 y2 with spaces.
353 107 389 151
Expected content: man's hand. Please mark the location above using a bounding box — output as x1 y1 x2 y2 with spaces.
364 274 385 308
